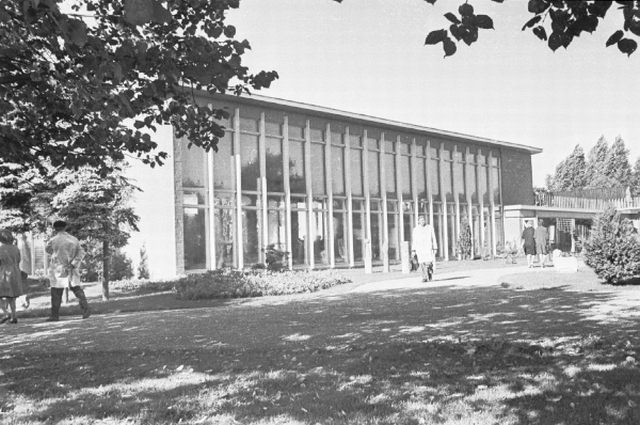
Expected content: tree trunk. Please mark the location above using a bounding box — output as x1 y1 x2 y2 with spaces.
102 240 110 301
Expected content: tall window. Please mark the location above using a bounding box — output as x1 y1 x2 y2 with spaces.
310 127 326 196
384 138 396 199
331 130 346 196
289 124 306 194
350 132 364 196
367 135 381 197
181 137 208 270
266 121 284 193
239 117 259 191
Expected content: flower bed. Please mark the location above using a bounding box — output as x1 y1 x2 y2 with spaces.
174 268 351 300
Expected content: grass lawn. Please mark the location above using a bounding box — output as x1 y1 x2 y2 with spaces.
2 260 640 424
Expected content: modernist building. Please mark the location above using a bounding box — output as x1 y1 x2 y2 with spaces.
149 92 541 276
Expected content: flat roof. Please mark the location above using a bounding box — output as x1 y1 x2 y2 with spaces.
211 92 543 155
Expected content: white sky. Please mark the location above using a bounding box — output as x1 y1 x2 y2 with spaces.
227 0 639 187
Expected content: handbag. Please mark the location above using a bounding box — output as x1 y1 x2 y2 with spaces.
410 253 420 272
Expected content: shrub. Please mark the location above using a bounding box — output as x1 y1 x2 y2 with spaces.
110 278 176 293
583 205 640 284
173 268 351 300
138 244 150 279
81 242 134 282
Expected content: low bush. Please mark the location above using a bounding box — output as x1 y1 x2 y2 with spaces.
174 268 351 300
584 205 640 284
110 278 176 293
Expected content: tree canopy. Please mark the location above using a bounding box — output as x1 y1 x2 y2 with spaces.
414 0 640 57
546 135 639 193
0 0 278 174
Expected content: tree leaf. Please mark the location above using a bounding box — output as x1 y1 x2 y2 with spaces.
629 20 640 37
588 1 612 18
476 15 494 29
606 30 624 47
444 12 460 25
425 29 447 45
548 31 563 51
618 38 637 56
124 0 172 26
424 0 438 4
522 15 542 31
533 26 547 41
458 3 474 17
528 0 550 15
443 37 457 57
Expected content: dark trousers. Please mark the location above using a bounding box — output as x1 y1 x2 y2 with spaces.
50 286 89 319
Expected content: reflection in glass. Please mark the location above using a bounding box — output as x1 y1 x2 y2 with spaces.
183 208 206 270
290 198 307 266
240 133 259 191
385 152 396 198
213 132 233 190
352 201 365 262
289 140 306 194
242 207 260 265
312 198 329 265
266 137 284 192
214 207 234 268
311 143 326 195
368 151 380 196
181 138 206 188
350 148 363 196
332 145 345 195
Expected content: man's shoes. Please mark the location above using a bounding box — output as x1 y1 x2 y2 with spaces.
0 315 9 324
46 317 59 322
9 318 17 324
82 308 91 319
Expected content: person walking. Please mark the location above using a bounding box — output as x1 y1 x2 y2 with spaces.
535 219 549 267
0 230 24 324
521 220 536 268
412 215 438 282
45 220 90 321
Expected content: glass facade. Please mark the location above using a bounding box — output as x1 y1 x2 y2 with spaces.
177 99 506 272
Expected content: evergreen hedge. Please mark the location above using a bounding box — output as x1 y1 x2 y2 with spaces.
583 206 640 284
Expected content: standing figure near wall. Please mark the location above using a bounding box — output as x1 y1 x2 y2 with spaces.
535 219 549 267
412 216 438 282
521 220 536 268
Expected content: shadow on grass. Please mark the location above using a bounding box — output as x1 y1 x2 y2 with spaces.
3 283 640 423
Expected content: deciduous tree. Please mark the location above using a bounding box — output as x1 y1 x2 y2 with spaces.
1 0 278 174
404 0 640 57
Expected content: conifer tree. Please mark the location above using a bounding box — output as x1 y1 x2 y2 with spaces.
603 136 632 188
584 136 609 188
547 145 586 191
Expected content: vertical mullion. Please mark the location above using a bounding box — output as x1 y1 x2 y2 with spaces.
283 116 293 270
453 145 460 259
326 123 335 268
344 127 355 267
259 113 268 264
465 147 474 257
363 130 372 270
396 136 404 262
234 109 243 268
440 143 448 261
305 120 314 269
411 138 419 225
488 150 496 256
207 147 216 270
426 140 434 229
477 148 485 254
380 132 389 271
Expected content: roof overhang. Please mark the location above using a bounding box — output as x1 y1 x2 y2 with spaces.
204 92 543 155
